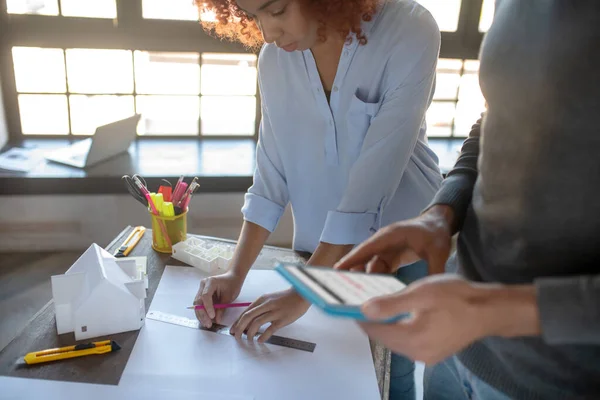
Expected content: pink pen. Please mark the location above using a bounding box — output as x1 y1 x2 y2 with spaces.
173 175 184 195
186 302 251 310
178 181 199 210
172 182 188 206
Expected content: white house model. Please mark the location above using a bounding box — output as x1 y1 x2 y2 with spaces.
51 243 147 340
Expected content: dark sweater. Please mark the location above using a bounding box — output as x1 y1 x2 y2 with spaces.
431 0 600 398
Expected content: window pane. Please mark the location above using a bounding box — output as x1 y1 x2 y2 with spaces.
463 60 480 74
416 0 462 32
433 59 462 100
454 100 485 137
201 96 256 136
456 61 486 137
12 47 66 93
142 0 198 21
479 0 496 32
437 59 463 71
458 61 483 104
201 53 258 96
60 0 117 18
69 95 135 135
135 51 200 95
66 49 133 94
19 95 69 134
426 101 455 137
136 95 199 135
7 0 58 15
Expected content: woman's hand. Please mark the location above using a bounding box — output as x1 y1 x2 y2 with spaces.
193 271 245 328
230 288 310 343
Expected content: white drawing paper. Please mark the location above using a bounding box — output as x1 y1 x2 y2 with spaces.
120 266 381 400
0 376 253 400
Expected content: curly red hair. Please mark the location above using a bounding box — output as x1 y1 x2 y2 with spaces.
195 0 380 49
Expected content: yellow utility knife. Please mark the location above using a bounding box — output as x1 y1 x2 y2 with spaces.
23 340 121 365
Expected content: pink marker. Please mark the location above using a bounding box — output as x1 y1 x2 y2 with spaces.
186 302 251 311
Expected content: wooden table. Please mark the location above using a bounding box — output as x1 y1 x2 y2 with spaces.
0 226 391 399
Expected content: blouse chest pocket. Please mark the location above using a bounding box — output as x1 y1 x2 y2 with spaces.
346 93 381 157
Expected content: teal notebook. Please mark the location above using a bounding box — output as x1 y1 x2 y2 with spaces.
275 263 410 323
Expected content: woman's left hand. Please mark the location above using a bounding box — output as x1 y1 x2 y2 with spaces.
230 288 310 343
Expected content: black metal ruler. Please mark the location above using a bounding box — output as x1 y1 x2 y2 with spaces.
146 310 316 353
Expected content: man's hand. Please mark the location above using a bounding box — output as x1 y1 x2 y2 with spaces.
358 274 541 365
335 205 455 275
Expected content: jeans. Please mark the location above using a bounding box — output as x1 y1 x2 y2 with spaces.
424 356 511 400
389 260 429 400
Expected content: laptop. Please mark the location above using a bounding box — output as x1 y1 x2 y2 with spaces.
45 114 142 169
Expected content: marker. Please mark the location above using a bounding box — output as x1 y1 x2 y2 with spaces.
186 302 251 311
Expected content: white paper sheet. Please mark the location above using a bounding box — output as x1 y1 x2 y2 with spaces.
120 266 380 400
0 147 44 172
0 376 252 400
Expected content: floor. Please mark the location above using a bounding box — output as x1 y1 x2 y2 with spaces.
0 252 82 351
0 251 425 399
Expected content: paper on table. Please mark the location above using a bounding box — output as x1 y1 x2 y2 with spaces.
0 376 253 400
120 266 380 400
0 147 44 172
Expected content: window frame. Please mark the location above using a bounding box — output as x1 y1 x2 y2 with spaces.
0 0 486 142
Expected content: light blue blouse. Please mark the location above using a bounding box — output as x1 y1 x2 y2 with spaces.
242 0 443 253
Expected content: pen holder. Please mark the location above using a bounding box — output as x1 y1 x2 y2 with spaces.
149 209 188 253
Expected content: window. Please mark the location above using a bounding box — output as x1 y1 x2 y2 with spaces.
426 59 486 138
3 0 487 140
200 53 257 136
416 0 462 32
11 46 257 136
142 0 197 21
141 0 218 22
479 0 496 32
6 0 59 15
134 51 200 135
18 95 69 135
60 0 117 19
7 0 117 18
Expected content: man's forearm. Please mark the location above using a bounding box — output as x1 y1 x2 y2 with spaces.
425 204 457 235
473 283 541 338
229 221 270 279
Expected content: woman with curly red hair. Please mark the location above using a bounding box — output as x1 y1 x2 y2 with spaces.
193 1 442 397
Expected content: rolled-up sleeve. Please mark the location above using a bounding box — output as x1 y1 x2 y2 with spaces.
320 13 440 245
241 75 289 232
536 274 600 345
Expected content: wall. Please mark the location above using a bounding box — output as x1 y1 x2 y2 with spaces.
0 193 294 252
